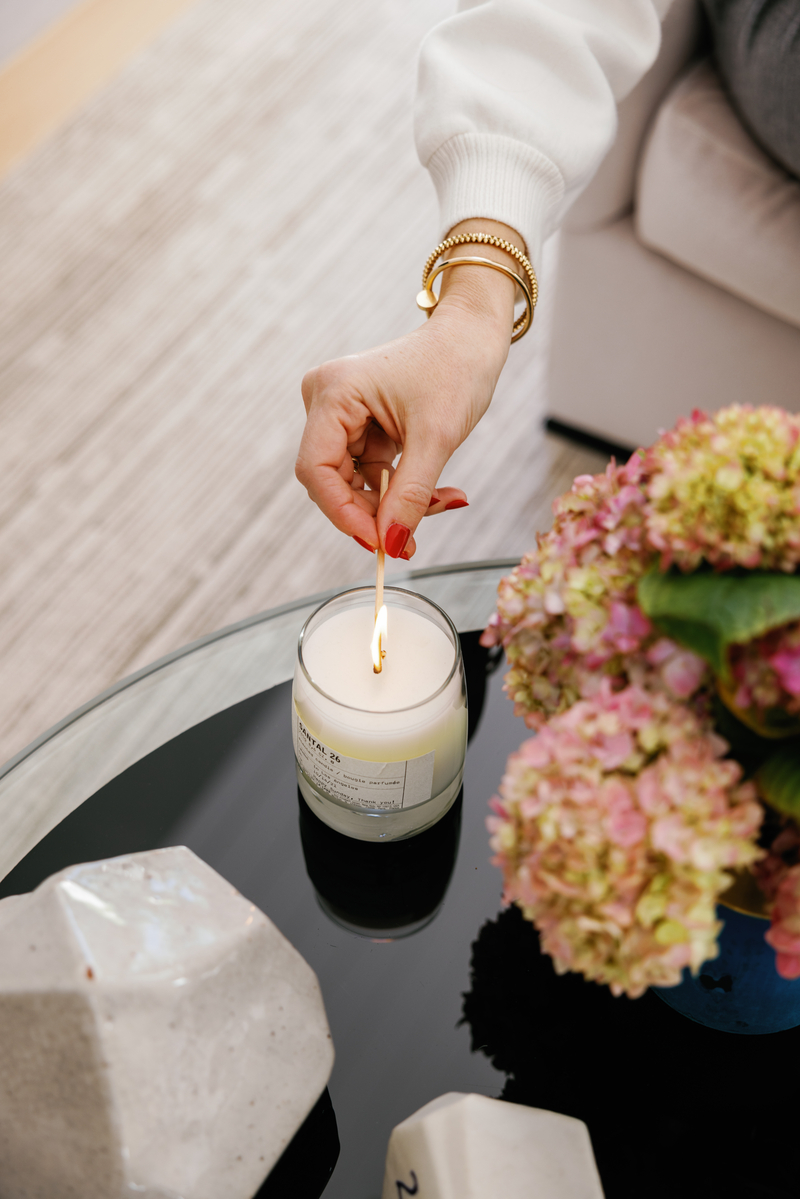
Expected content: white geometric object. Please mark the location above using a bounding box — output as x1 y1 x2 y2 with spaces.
0 846 334 1199
382 1093 605 1199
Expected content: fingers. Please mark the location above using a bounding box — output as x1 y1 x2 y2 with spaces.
299 402 469 560
295 396 379 543
424 487 468 515
399 532 417 561
376 431 454 558
299 356 473 560
354 530 418 560
356 459 394 495
338 454 364 489
351 424 397 494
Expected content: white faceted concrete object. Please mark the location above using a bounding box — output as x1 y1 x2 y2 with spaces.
383 1093 605 1199
0 846 334 1199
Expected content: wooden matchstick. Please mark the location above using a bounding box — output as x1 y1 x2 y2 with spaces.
375 468 389 619
374 468 389 673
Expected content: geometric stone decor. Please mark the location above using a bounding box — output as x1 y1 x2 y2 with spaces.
382 1093 604 1199
0 847 334 1199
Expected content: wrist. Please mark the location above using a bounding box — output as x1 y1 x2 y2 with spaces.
432 271 515 340
431 218 529 342
428 290 512 375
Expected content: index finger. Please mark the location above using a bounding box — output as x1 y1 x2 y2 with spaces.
295 401 380 544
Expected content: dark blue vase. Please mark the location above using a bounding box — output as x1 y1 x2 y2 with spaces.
653 903 800 1034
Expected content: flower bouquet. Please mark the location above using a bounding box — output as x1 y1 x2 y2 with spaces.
482 405 800 999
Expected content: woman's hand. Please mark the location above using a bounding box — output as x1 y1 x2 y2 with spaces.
295 220 525 559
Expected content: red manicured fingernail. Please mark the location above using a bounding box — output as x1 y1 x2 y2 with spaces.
400 550 412 560
444 499 469 511
353 536 376 553
428 492 441 508
385 523 411 558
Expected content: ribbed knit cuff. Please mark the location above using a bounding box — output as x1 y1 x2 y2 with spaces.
425 133 565 271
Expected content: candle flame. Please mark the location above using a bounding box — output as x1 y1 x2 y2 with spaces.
371 604 388 673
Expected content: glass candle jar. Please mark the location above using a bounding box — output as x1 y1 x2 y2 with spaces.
292 587 467 841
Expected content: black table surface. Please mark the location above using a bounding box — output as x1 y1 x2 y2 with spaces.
2 633 796 1199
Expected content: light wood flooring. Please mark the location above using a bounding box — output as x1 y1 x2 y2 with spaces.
0 0 606 765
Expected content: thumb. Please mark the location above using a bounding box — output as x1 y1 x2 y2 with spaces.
378 433 449 558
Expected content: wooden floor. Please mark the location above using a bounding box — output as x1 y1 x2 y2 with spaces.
0 0 605 765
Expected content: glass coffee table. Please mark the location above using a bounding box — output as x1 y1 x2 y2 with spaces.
0 561 794 1199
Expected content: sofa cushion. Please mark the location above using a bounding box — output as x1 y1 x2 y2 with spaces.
636 58 800 330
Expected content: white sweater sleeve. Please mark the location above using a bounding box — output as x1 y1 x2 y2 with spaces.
415 0 672 267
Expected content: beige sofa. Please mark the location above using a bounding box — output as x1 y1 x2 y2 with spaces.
546 0 800 452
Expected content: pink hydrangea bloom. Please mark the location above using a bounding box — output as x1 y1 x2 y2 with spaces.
488 682 763 998
753 826 800 979
481 403 800 992
644 405 800 573
753 825 800 903
481 456 708 725
645 637 708 700
729 621 800 715
765 865 800 979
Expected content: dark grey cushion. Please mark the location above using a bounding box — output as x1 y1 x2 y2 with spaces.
702 0 800 177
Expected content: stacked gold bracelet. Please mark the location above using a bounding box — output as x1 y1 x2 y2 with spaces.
416 233 538 342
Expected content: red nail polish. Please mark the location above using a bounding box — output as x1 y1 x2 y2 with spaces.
385 523 411 558
428 493 441 508
399 550 412 560
353 536 376 553
444 499 469 511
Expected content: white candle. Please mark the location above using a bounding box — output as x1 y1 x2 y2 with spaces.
293 587 467 841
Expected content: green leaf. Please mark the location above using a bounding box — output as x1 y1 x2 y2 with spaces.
757 741 800 819
636 568 800 677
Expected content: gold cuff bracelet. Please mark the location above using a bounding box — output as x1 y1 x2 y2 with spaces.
416 233 538 342
417 257 533 342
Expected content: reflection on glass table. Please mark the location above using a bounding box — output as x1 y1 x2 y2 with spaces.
0 561 513 882
0 561 796 1199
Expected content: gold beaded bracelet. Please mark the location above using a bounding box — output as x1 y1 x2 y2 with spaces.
416 233 538 342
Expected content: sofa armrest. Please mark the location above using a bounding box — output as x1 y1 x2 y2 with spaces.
564 0 702 232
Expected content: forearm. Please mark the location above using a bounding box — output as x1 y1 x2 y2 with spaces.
416 0 668 266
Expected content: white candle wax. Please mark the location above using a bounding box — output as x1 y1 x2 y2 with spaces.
303 605 453 713
293 588 467 841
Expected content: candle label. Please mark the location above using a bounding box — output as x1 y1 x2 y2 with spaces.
293 713 435 810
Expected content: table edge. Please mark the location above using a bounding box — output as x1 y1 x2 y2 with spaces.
0 558 518 783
